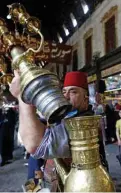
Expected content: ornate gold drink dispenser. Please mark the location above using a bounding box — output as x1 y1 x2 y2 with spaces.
54 115 115 192
0 4 71 123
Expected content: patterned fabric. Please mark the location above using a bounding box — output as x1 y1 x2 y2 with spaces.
32 110 76 191
32 122 71 160
32 109 78 160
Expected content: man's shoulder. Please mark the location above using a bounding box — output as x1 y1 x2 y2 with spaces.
117 119 121 124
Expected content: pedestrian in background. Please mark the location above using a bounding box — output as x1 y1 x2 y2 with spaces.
116 110 121 146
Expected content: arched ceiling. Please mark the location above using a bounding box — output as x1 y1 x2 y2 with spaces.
0 0 104 42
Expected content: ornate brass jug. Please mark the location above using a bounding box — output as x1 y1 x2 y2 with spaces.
54 115 115 192
10 47 71 123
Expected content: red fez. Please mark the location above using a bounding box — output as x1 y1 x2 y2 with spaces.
64 71 88 89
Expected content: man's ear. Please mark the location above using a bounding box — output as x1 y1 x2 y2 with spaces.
86 96 89 104
84 95 89 109
84 95 89 101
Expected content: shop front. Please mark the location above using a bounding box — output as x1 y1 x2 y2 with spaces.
87 74 97 105
101 63 121 107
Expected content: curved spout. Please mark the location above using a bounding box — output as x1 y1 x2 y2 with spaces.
54 158 69 185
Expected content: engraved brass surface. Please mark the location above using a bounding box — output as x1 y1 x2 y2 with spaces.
10 46 71 123
55 116 115 192
8 3 40 35
0 74 13 85
0 55 7 73
0 55 13 85
0 18 17 50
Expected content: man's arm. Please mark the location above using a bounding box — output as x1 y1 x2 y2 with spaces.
18 97 46 153
116 121 121 144
9 70 46 154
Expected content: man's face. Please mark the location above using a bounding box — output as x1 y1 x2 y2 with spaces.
62 86 88 111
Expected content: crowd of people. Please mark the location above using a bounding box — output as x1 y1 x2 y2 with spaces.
93 99 120 144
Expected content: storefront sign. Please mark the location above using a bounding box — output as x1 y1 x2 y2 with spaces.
101 63 121 78
36 41 72 65
87 74 97 83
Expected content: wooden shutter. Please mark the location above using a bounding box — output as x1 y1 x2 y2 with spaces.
105 15 116 54
56 64 59 76
72 49 78 71
85 36 92 67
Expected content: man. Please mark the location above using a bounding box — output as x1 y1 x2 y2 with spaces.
9 70 108 189
9 71 88 157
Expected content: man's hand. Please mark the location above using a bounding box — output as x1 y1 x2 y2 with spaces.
9 70 21 99
118 140 121 146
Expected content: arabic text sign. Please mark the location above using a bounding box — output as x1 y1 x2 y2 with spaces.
35 41 72 65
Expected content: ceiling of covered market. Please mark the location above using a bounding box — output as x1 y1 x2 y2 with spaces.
0 0 104 42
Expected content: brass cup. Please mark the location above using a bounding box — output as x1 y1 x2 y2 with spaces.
8 3 41 35
7 3 27 23
0 55 7 73
0 74 13 85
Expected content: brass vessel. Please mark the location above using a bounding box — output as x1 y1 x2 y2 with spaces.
54 115 115 192
7 3 41 35
0 11 71 123
10 46 71 123
0 55 13 85
0 55 7 73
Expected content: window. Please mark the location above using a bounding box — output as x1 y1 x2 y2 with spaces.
105 15 116 54
63 64 67 77
85 36 92 67
72 49 78 71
